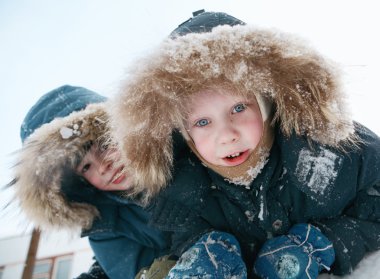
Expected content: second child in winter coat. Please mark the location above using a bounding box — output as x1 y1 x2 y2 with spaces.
10 85 171 279
109 11 380 278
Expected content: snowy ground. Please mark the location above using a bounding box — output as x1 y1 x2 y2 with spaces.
318 250 380 279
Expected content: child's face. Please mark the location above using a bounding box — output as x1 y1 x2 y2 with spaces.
186 89 263 167
76 144 132 191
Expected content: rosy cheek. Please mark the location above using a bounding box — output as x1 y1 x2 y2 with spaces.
86 177 96 187
192 135 205 150
195 138 212 157
86 171 99 187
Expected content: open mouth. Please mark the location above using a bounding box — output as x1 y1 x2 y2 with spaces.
223 150 249 165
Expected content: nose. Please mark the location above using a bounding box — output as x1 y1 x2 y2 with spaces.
97 159 113 175
218 121 239 144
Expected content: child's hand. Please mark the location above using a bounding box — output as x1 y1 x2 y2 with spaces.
253 223 335 279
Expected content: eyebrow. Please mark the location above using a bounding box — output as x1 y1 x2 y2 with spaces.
187 113 207 124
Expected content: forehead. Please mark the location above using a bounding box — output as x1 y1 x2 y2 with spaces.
188 88 252 109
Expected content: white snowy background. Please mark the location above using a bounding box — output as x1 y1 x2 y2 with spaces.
1 1 380 278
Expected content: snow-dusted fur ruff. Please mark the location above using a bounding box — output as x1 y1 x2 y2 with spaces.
11 103 108 232
109 25 354 202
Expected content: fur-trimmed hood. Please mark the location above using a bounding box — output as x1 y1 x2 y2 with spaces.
109 24 354 201
11 86 108 232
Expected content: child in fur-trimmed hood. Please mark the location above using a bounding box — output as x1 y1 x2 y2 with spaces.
109 11 380 278
9 85 170 279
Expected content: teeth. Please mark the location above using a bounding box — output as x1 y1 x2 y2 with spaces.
227 152 241 158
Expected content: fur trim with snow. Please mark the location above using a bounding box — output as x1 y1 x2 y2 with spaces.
109 24 354 201
11 103 109 232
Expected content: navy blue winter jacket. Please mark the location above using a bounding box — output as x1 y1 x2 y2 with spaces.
150 123 380 276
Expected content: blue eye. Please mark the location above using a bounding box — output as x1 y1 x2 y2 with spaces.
195 119 210 127
233 103 246 113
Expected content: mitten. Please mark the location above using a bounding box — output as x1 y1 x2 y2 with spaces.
166 231 247 279
254 223 335 279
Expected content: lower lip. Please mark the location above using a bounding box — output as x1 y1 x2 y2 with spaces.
223 150 250 166
112 174 126 184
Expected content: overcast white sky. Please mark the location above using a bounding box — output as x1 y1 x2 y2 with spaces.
1 0 380 238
